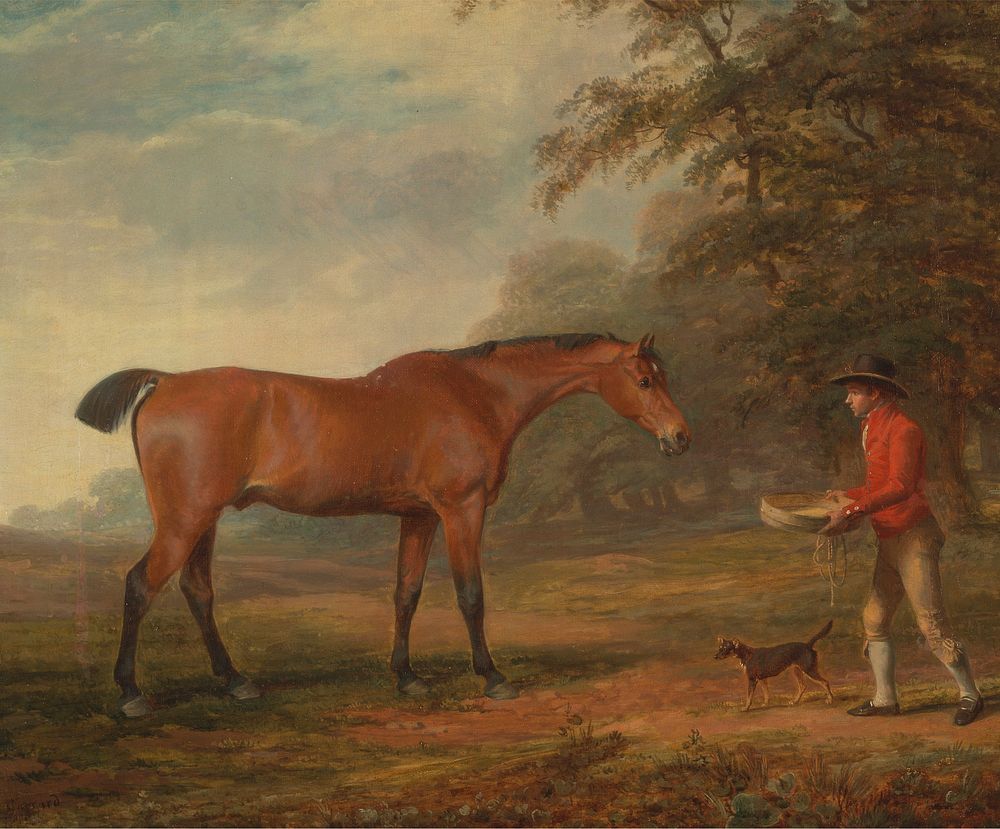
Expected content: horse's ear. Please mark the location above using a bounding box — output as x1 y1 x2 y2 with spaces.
716 635 725 644
635 333 650 355
647 334 655 350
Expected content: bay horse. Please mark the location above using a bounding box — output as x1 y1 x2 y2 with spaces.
76 333 690 717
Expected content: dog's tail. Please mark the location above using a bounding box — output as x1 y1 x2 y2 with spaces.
807 620 833 648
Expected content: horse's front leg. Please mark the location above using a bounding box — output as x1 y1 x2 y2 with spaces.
439 492 518 700
391 512 439 695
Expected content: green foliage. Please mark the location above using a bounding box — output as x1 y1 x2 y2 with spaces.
89 467 150 529
526 0 1000 522
728 793 781 827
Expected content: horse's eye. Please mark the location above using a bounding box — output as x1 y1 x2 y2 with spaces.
639 377 651 389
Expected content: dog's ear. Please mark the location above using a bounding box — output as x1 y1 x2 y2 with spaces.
716 635 725 644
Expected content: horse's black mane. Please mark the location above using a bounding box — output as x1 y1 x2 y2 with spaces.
441 333 663 364
444 333 616 359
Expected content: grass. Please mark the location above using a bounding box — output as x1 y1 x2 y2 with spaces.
1 518 998 826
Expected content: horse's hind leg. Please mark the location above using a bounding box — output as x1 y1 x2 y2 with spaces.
180 525 259 700
391 512 439 695
114 520 213 717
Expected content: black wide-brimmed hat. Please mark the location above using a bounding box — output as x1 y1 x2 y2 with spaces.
829 354 909 399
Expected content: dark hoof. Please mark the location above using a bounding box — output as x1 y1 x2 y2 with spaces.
485 680 519 700
398 677 431 696
226 677 261 701
120 694 152 718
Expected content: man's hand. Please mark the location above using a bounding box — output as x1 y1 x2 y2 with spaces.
820 509 851 536
821 508 864 536
825 489 849 503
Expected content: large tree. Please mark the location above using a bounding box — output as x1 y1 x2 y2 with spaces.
464 0 1000 524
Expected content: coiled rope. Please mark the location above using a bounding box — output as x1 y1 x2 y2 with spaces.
813 534 848 606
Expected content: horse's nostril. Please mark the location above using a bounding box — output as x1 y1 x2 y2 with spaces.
676 431 689 447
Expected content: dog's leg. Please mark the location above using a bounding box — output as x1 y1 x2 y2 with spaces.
745 676 757 711
762 679 770 707
791 666 806 704
804 663 835 703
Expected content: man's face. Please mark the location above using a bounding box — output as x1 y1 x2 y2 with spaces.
844 382 880 418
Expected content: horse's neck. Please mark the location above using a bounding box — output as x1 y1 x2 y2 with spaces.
471 348 603 438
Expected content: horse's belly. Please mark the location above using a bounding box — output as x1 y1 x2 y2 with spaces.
237 480 427 517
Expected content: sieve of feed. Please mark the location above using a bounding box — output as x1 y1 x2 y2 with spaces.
759 491 852 605
759 491 840 534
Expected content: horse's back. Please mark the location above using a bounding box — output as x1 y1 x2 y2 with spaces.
134 359 501 517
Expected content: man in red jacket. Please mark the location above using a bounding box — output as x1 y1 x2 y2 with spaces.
823 354 983 726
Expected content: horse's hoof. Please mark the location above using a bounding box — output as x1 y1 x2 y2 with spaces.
398 677 431 696
484 681 519 700
226 677 261 701
120 695 152 718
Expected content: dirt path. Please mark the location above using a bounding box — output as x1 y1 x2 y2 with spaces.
339 630 999 758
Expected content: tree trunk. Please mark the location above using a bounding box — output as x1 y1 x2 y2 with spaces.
924 394 977 530
702 465 739 510
622 490 649 514
831 431 864 491
577 487 619 522
923 356 978 528
980 421 1000 474
656 482 683 512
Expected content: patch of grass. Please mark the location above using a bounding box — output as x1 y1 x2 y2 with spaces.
305 723 1000 828
2 520 998 826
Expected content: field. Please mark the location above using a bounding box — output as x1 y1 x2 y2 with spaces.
1 514 999 827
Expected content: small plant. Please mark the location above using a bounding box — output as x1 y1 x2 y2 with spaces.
14 768 47 784
676 728 711 769
935 740 986 768
216 737 259 753
888 766 934 799
944 768 986 806
802 751 872 821
726 793 781 827
552 710 627 774
704 743 769 797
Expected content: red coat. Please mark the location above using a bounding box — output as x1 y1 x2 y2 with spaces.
839 402 932 538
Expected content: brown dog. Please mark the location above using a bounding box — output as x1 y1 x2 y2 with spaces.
714 620 835 711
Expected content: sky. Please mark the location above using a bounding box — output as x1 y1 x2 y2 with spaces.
0 0 680 518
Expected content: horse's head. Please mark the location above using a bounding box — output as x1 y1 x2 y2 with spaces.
597 334 691 456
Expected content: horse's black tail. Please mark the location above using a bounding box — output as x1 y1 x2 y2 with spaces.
807 619 834 648
75 369 168 434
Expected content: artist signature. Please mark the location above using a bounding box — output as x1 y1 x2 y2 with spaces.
1 796 61 821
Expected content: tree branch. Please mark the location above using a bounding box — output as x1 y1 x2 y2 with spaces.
642 0 673 15
689 127 723 144
833 101 877 147
717 1 734 48
689 11 728 63
802 70 845 110
845 0 876 16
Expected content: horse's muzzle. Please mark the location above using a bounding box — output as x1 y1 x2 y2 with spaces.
659 431 690 456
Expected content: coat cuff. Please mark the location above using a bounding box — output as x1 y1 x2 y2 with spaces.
841 501 866 519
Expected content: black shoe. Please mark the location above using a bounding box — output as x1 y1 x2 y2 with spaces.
847 700 900 717
954 696 984 726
